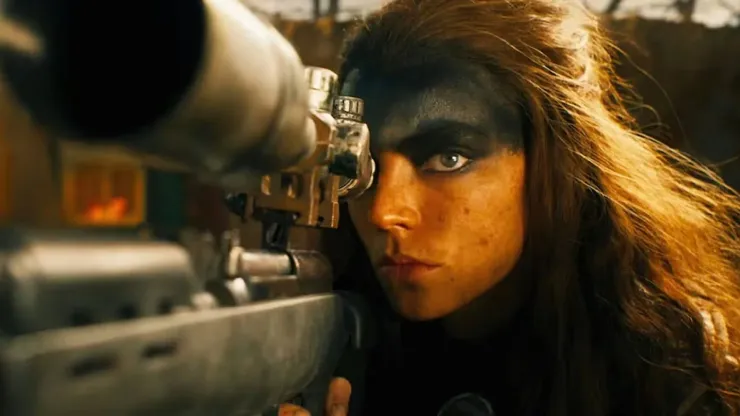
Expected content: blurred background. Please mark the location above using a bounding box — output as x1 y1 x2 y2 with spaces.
0 0 738 252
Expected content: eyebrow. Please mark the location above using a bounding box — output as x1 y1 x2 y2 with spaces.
391 119 495 163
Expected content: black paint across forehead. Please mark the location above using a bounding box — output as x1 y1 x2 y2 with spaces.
341 60 525 155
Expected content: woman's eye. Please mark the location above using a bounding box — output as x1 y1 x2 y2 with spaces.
420 152 472 173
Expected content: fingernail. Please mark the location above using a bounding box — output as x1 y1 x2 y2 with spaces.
330 405 347 416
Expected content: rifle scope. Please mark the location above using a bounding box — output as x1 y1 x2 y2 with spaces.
0 0 315 190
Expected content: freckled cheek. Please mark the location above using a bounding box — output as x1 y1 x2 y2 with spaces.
468 197 526 254
434 168 527 274
424 199 455 226
414 192 487 253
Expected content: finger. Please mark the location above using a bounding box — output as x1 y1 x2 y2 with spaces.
278 403 310 416
325 377 352 416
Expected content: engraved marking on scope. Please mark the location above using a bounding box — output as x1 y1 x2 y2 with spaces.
333 96 364 122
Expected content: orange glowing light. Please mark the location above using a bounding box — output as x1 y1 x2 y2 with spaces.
83 197 129 223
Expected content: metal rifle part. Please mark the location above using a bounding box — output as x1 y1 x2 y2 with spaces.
245 67 375 255
0 0 378 415
0 0 317 191
0 227 373 416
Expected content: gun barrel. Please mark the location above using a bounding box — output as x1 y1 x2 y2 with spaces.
0 0 316 190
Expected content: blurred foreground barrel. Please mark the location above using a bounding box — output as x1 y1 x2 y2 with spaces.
0 0 316 190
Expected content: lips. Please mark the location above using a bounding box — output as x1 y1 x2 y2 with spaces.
377 254 441 283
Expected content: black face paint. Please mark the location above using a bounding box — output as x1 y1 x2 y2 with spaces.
341 61 524 172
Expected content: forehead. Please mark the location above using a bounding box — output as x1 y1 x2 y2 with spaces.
341 61 522 150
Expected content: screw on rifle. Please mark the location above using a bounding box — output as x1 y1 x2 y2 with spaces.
223 192 248 221
261 212 297 250
264 223 285 247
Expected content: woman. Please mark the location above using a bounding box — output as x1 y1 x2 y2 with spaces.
282 0 740 414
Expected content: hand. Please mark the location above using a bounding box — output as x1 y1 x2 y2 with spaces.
278 377 352 416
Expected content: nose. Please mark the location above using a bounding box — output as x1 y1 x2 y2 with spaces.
369 152 422 232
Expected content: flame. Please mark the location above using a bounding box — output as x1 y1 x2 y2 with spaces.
84 197 129 223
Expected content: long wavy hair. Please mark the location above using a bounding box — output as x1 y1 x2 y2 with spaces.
332 0 740 414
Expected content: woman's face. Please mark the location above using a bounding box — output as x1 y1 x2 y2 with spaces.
343 62 528 321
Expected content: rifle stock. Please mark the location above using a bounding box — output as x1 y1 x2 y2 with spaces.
0 228 372 416
2 293 356 416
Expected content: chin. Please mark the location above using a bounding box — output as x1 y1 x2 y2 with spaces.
389 294 456 321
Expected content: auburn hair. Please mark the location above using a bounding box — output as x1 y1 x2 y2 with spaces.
336 0 740 414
